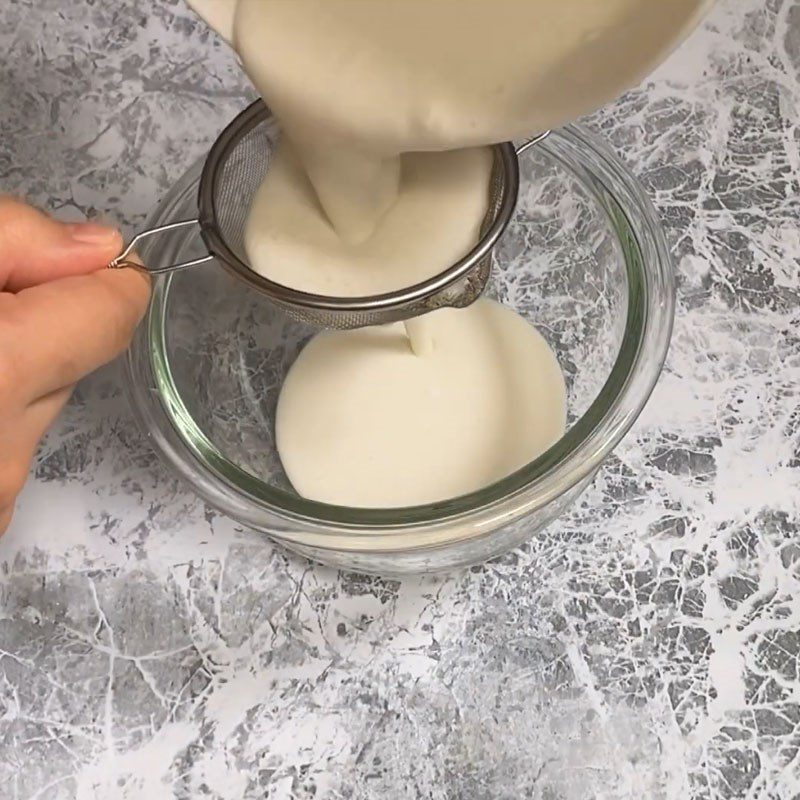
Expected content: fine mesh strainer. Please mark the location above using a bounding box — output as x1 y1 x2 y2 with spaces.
110 100 548 329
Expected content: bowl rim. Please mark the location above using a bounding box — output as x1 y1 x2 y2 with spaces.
124 122 674 552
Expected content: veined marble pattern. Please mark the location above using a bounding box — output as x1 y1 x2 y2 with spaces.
0 0 799 797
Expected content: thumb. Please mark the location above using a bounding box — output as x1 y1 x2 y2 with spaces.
0 197 123 292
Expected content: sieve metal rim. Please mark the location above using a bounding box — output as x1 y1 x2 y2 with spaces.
196 100 520 312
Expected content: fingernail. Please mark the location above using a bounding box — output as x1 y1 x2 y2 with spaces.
66 222 120 245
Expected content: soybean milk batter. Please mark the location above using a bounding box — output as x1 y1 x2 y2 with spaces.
189 0 711 507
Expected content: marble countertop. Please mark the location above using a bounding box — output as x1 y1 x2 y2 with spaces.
1 1 799 797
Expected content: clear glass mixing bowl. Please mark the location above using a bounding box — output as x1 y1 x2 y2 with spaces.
124 125 673 575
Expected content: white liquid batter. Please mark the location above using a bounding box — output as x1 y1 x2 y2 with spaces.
189 0 711 508
276 299 567 508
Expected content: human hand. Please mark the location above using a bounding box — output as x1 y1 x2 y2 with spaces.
0 198 151 534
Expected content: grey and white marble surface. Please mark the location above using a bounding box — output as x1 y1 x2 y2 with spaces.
1 0 799 797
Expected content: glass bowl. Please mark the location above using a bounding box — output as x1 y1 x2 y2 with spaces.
124 124 673 575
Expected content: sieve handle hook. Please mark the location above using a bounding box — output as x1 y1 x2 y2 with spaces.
108 219 214 275
515 130 551 156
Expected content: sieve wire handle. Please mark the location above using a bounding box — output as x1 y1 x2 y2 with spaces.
515 130 551 156
108 219 214 275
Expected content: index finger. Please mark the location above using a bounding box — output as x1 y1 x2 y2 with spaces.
1 265 151 403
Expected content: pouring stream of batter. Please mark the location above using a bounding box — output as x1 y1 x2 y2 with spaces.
188 0 712 506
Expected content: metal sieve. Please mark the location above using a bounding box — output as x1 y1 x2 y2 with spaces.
110 100 548 329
